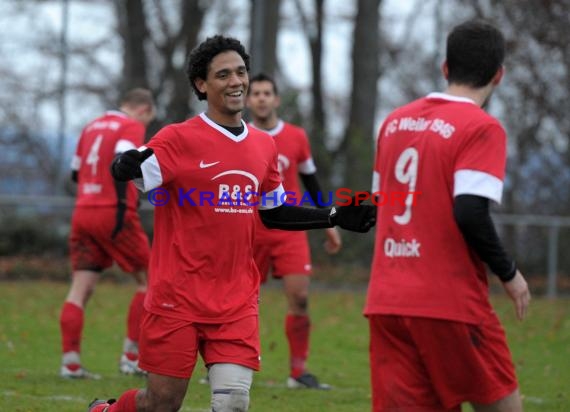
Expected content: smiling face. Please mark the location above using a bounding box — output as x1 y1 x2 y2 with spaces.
194 50 249 126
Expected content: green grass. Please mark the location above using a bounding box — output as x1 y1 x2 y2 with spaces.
0 281 568 411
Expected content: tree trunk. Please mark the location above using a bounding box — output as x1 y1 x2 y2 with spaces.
249 0 281 76
117 0 150 92
342 0 381 191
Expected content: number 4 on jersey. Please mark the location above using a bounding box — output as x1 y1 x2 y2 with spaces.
86 135 104 176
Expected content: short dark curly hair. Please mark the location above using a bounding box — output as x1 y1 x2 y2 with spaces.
446 19 505 88
186 35 250 101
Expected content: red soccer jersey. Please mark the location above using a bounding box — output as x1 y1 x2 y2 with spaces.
136 113 284 323
250 120 316 242
365 93 507 324
72 111 145 210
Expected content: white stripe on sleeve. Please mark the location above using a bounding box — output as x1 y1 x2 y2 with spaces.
259 184 286 210
454 169 503 204
134 146 163 192
71 155 81 171
371 171 380 194
115 139 137 154
298 157 317 174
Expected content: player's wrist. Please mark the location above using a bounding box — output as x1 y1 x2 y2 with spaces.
327 207 337 228
498 261 517 283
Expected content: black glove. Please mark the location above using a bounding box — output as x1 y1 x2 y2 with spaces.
328 201 377 233
111 202 127 239
111 148 154 181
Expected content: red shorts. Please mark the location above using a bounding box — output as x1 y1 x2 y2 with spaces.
253 231 311 283
368 314 518 411
69 207 150 273
138 310 261 379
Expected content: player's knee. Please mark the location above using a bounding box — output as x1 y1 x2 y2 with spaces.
292 294 309 312
209 363 253 412
141 382 186 412
211 388 249 412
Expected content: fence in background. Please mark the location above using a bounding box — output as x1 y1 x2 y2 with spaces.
1 194 569 297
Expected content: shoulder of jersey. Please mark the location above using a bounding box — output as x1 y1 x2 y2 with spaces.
167 115 201 132
283 122 306 135
248 124 273 139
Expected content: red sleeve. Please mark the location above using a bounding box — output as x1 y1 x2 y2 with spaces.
260 140 283 195
120 121 146 147
454 122 507 180
298 129 312 163
71 130 86 171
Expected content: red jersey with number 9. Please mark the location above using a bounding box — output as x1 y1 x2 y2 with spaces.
71 111 145 210
365 93 507 324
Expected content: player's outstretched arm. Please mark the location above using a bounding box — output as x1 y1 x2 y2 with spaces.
111 148 154 182
259 202 376 233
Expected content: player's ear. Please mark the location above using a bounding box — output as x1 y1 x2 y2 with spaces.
492 65 504 85
441 61 449 79
195 78 207 94
274 95 281 110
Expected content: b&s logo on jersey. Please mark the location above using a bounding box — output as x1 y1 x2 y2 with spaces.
211 169 259 214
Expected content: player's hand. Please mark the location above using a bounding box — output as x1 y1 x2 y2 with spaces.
328 199 376 233
111 202 127 240
502 270 531 321
111 148 154 181
324 227 342 254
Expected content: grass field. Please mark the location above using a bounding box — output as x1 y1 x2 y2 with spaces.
0 280 568 411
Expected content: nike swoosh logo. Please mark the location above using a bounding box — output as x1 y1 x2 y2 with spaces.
199 160 220 168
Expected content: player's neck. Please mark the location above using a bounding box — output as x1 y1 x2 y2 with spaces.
252 114 279 131
119 106 134 118
444 84 494 108
205 110 243 127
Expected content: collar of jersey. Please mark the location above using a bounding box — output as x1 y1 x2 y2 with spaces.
106 110 129 118
199 112 249 142
426 92 476 105
248 119 284 137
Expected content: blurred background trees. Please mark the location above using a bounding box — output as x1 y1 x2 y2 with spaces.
1 0 569 287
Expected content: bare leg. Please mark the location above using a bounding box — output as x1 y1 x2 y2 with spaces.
134 372 190 412
283 274 310 315
65 270 100 307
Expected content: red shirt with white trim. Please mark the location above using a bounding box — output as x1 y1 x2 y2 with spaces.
250 120 316 242
365 93 507 324
72 111 145 210
138 113 285 323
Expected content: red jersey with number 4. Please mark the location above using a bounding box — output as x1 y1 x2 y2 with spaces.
250 120 316 242
365 93 507 324
136 113 285 323
72 111 145 210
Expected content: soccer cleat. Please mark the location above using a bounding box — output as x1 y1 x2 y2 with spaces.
87 398 116 412
60 363 101 380
119 353 147 376
286 372 331 390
